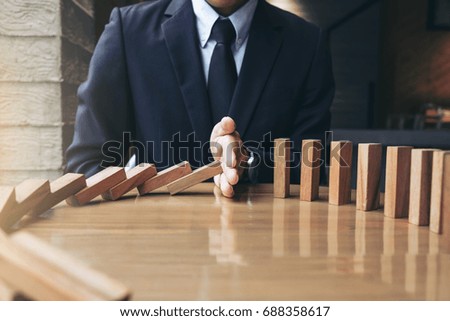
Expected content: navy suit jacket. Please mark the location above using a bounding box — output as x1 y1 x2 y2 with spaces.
65 0 334 183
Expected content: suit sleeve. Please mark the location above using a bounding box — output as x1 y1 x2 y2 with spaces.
249 29 334 184
65 8 134 177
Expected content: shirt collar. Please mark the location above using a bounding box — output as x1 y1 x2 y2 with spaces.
191 0 258 49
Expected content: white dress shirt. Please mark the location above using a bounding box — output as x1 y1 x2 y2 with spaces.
191 0 258 84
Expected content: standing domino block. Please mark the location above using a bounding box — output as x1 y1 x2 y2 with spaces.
409 149 436 226
167 161 223 195
329 141 353 205
274 138 291 198
66 167 126 206
430 151 450 234
29 174 87 218
0 230 130 300
102 163 157 201
441 154 450 240
300 139 321 202
138 161 192 195
356 143 382 211
0 180 50 230
384 146 413 218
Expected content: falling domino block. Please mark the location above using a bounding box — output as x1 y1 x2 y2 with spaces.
0 280 14 301
274 138 291 198
138 161 192 195
66 167 126 206
0 187 15 215
0 230 130 300
0 187 17 231
356 143 382 211
329 141 353 205
167 160 223 195
409 149 436 226
102 163 157 201
27 174 87 218
0 180 50 230
300 139 321 202
430 151 450 234
384 146 412 218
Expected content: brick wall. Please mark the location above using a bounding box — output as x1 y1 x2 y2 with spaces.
0 0 94 185
378 0 450 126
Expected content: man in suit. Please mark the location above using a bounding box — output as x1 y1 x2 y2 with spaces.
65 0 334 197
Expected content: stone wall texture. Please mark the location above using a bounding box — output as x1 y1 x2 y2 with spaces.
0 0 94 185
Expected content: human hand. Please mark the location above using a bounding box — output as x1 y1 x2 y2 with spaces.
210 117 249 198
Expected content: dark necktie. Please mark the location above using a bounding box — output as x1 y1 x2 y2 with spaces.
208 19 237 124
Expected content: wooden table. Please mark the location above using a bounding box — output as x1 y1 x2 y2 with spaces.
18 183 450 300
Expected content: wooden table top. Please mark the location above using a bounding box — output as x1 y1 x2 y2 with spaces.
17 183 450 300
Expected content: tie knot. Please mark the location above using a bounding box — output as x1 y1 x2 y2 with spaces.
211 19 236 46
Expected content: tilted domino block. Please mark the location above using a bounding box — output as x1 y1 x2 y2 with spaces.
0 280 14 301
138 161 192 195
0 187 15 215
102 163 157 201
167 161 223 195
0 230 131 301
0 180 50 230
28 173 87 218
66 167 126 206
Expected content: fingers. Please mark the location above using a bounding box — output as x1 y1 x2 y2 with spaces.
209 117 242 199
220 173 234 198
217 135 239 167
214 174 220 187
214 170 238 198
222 164 239 185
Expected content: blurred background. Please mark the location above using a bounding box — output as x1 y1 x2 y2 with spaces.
1 0 450 185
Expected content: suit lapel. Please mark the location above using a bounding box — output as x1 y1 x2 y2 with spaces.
229 1 283 138
162 0 213 143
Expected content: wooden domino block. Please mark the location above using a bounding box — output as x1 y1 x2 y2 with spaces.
329 141 353 205
274 138 291 198
167 161 223 195
430 151 450 234
0 230 130 300
138 161 192 195
441 153 450 239
409 149 436 226
0 180 50 230
66 167 126 206
384 146 412 218
0 280 14 301
102 163 157 201
356 143 382 211
300 139 321 202
28 173 87 218
0 187 15 215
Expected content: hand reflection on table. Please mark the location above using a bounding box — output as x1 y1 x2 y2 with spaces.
208 187 246 265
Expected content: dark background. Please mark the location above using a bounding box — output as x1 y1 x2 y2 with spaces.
94 0 450 130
